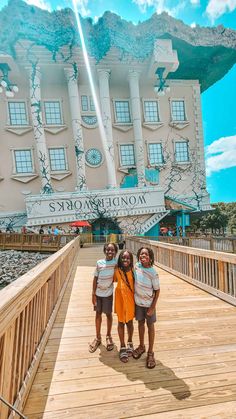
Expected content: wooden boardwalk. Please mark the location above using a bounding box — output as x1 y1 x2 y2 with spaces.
23 245 236 418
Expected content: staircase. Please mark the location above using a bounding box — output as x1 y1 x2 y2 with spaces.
138 210 170 235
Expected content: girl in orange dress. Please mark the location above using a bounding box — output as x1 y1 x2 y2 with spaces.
113 250 135 363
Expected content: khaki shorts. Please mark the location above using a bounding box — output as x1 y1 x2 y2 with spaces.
135 304 156 325
95 295 113 315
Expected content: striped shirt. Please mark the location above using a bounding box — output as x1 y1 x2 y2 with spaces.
94 258 117 297
134 262 160 307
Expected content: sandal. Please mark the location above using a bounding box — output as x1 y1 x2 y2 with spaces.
132 345 146 359
126 341 134 356
89 338 101 353
146 352 156 369
119 347 129 363
106 335 114 351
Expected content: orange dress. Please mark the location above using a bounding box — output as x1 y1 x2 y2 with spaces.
114 268 135 323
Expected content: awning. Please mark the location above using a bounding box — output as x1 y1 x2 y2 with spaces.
70 221 91 227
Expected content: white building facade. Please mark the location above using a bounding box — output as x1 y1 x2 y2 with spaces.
0 27 211 235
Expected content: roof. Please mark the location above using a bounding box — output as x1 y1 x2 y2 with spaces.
0 0 235 91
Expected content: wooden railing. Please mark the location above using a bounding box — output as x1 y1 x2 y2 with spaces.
126 237 236 306
0 233 76 252
144 235 236 253
0 236 80 418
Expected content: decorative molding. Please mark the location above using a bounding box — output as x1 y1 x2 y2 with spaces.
81 115 98 128
21 190 32 195
143 122 164 131
11 174 38 183
169 121 189 130
51 172 72 181
113 123 133 132
5 126 33 136
44 125 67 134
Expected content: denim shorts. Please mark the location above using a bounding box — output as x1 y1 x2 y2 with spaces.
95 295 113 315
135 304 156 324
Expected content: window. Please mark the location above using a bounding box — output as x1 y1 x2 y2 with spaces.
114 101 131 123
119 144 135 167
144 100 160 122
89 96 95 112
175 141 189 162
14 150 33 173
44 101 62 125
49 148 67 171
148 143 163 165
81 95 95 112
8 102 28 126
171 100 186 121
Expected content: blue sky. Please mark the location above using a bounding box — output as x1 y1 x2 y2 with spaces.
1 0 236 203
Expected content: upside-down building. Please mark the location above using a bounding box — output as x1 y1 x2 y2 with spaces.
0 0 235 235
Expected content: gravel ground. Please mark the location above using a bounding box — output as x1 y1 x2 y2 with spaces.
0 250 49 289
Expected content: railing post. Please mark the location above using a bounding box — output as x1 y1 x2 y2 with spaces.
218 260 225 293
0 325 15 419
210 237 214 250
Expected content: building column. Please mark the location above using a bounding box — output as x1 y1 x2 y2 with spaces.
64 67 87 191
97 69 117 188
128 70 146 187
28 65 53 194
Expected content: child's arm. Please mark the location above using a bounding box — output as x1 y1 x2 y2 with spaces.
147 289 160 317
147 268 160 316
92 276 98 306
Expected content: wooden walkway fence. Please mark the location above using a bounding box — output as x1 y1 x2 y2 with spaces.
149 235 236 253
0 238 236 417
0 233 76 253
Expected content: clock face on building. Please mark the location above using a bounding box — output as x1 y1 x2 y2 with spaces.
85 148 103 167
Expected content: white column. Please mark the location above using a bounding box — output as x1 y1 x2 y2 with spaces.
97 69 117 188
28 65 53 194
128 70 146 187
64 67 87 191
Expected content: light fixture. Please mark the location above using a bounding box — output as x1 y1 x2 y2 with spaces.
0 63 19 97
154 67 170 96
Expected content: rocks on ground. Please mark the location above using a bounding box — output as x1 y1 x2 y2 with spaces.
0 250 49 289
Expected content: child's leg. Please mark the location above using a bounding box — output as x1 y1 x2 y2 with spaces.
89 311 102 352
95 312 102 340
138 319 145 348
126 320 134 343
118 321 125 347
106 313 114 351
146 321 156 368
126 320 134 356
106 313 113 337
147 322 155 353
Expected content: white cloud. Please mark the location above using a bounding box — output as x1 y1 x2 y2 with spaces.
190 0 200 4
206 135 236 176
132 0 186 16
25 0 51 11
74 0 90 17
190 21 196 27
206 0 236 21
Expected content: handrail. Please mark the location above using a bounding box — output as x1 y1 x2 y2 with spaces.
0 233 76 252
0 236 80 418
0 395 27 419
145 235 236 253
126 237 236 306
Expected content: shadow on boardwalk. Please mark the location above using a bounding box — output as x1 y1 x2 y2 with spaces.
98 344 191 400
